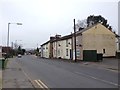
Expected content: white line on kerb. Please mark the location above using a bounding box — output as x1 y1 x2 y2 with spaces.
75 71 119 87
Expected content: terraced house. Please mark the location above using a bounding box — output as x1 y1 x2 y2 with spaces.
41 23 117 61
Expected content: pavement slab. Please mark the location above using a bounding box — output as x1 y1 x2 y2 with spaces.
2 58 34 88
0 70 2 89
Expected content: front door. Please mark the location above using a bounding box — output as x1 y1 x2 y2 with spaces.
70 49 72 60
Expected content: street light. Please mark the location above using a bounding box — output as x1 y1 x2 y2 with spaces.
7 23 22 47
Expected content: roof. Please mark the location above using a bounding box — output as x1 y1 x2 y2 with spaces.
76 23 100 35
41 34 73 46
53 34 72 42
41 23 118 46
41 40 50 46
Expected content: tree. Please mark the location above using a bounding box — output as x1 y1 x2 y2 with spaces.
74 15 113 32
35 47 39 56
21 49 26 55
17 46 22 54
75 19 87 31
36 47 39 52
87 15 112 30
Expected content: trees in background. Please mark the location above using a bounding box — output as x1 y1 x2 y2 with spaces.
87 15 112 30
17 46 26 55
35 47 39 56
75 15 113 32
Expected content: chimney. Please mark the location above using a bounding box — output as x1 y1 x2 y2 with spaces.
55 34 61 39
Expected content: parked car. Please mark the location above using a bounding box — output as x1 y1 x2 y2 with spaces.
18 54 22 58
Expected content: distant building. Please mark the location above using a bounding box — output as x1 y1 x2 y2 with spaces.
2 46 13 57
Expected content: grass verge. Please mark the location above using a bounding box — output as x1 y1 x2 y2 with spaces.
2 59 8 70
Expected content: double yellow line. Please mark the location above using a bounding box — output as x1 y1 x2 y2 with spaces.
34 80 49 90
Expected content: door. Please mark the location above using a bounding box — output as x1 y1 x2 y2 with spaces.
70 49 72 60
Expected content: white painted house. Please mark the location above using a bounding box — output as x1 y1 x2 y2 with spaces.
52 34 72 59
41 41 50 58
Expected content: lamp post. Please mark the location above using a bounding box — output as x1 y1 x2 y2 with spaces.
7 23 22 57
7 23 22 47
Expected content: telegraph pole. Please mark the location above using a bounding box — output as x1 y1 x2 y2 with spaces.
74 19 77 62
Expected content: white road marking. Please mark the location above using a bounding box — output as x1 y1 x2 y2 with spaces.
80 63 118 73
38 80 48 88
34 80 44 88
75 71 119 87
34 80 49 90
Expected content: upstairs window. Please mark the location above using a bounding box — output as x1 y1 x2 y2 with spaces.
118 43 120 50
66 40 68 47
103 49 105 54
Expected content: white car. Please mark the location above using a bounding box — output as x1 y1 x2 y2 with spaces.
18 54 22 58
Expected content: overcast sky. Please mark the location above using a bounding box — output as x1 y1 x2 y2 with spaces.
0 0 119 49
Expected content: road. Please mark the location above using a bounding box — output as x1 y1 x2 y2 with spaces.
15 55 118 88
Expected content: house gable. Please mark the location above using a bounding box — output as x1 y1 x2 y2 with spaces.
82 23 115 36
82 23 116 57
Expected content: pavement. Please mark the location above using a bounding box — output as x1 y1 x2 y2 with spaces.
38 55 118 72
2 58 35 88
80 58 118 71
0 70 2 89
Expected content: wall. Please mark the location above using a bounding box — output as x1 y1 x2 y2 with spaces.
82 23 116 57
76 35 83 60
60 38 72 59
52 38 72 59
53 41 57 58
41 42 50 58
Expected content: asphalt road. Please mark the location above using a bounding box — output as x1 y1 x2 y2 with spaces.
15 55 118 88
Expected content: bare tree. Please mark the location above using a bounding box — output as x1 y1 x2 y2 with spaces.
75 19 87 31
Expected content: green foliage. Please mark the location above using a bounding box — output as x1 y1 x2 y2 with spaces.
36 47 39 52
87 15 112 30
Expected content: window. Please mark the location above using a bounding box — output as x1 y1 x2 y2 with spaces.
58 49 60 56
66 40 68 47
103 49 105 54
118 43 120 50
66 49 68 56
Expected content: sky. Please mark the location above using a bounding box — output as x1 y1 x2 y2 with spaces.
0 0 119 49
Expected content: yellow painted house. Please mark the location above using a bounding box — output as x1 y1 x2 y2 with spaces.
76 23 117 60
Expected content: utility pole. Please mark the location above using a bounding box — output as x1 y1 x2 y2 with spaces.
74 19 77 62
